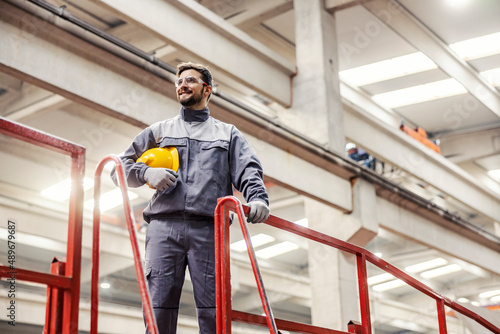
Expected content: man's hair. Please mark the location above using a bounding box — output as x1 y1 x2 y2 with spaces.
176 62 213 87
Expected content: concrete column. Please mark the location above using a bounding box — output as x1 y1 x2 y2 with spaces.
305 179 378 331
293 0 345 154
337 178 379 245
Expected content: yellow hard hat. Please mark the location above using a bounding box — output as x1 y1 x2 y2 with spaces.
137 147 179 172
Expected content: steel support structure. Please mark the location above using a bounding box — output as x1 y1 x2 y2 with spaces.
0 117 85 334
90 155 159 334
214 196 500 334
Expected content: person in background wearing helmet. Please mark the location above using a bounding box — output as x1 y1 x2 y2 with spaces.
112 62 270 334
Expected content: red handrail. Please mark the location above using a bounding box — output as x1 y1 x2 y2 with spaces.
90 155 159 334
215 197 279 333
214 196 500 334
0 117 85 334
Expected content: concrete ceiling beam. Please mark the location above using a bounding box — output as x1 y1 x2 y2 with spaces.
325 0 364 12
91 0 296 106
228 0 294 29
440 127 500 163
377 197 500 276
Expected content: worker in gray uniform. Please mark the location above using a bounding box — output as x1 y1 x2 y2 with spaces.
113 62 270 334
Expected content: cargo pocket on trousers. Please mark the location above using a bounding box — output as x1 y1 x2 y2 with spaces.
144 266 160 307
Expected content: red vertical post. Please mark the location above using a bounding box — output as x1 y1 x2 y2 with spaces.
44 258 66 334
436 299 448 334
356 253 372 334
235 201 279 334
348 320 363 334
62 150 85 334
215 201 233 333
214 200 223 333
91 155 158 334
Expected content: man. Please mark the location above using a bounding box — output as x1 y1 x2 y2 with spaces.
114 62 270 333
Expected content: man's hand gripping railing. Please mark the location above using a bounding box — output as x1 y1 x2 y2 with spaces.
90 155 159 334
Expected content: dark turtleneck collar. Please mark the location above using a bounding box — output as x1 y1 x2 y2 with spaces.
180 106 210 122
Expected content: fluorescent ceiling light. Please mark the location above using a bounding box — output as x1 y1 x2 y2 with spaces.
471 301 480 307
481 68 500 87
0 227 66 252
457 297 469 303
405 258 448 273
255 241 299 259
389 319 426 333
100 282 111 289
372 79 467 108
293 218 309 227
487 169 500 182
374 252 382 258
339 52 437 86
84 188 138 212
420 263 462 279
478 289 500 299
491 295 500 303
372 279 407 292
230 233 275 252
368 273 394 285
41 177 93 202
339 33 500 89
450 32 500 60
445 0 472 8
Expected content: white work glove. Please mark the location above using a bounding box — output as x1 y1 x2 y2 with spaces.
247 201 270 224
144 167 177 192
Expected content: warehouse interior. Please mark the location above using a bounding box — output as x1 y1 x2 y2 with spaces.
0 0 500 333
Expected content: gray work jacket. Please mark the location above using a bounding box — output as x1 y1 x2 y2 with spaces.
115 106 269 222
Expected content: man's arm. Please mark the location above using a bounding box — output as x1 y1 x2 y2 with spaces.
229 127 270 223
111 127 157 188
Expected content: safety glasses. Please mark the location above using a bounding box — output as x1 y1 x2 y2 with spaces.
175 76 208 88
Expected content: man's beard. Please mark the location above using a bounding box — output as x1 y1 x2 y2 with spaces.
178 87 204 107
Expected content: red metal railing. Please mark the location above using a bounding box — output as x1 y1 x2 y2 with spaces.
90 154 158 334
0 117 85 334
214 196 500 334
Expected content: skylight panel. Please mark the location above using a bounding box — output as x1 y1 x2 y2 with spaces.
405 258 448 273
372 79 467 108
420 264 462 279
230 233 275 252
368 273 394 285
450 32 500 60
487 169 500 182
84 188 138 212
372 279 407 291
41 177 94 202
339 52 437 86
481 67 500 87
255 241 299 259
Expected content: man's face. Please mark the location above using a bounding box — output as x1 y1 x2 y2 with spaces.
176 69 207 108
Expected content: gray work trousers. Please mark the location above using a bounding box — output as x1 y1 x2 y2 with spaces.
144 218 216 334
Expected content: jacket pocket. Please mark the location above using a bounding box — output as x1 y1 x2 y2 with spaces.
199 140 229 172
158 137 187 148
